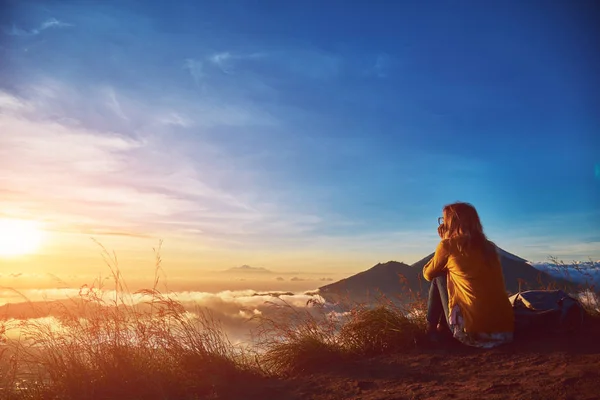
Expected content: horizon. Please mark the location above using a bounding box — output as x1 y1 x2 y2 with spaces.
1 0 599 284
1 256 598 346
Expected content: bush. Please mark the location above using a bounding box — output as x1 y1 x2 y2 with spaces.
339 305 424 356
252 295 426 376
251 298 345 376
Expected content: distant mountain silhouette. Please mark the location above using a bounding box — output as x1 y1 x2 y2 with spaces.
222 265 272 274
319 247 572 305
318 261 421 305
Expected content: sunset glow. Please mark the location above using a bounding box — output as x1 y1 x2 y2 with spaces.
0 0 598 279
0 218 44 257
0 2 598 397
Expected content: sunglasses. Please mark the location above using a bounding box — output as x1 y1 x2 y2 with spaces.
438 217 444 225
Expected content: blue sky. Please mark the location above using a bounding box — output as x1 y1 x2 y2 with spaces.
0 0 599 270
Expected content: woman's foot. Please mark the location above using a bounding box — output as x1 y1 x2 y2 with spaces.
421 322 456 345
425 323 445 343
436 322 453 339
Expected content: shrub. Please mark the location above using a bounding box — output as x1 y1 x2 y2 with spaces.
339 305 424 356
252 294 426 376
252 298 345 376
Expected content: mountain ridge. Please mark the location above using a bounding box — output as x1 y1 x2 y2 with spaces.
319 247 572 305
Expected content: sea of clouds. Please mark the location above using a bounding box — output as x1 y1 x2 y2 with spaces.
530 260 600 286
1 261 598 344
0 287 336 344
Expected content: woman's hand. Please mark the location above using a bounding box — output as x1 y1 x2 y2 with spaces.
438 224 447 239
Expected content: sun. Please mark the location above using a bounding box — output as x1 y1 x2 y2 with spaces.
0 219 44 257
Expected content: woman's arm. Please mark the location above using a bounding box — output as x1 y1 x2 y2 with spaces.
422 239 449 281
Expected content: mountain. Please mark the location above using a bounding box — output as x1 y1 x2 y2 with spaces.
222 265 272 274
409 247 572 293
319 247 572 305
318 261 422 305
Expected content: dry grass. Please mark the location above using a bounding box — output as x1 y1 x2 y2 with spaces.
252 290 426 376
2 243 597 398
339 304 425 357
252 255 599 378
0 243 428 396
0 242 258 400
251 297 345 376
543 257 600 319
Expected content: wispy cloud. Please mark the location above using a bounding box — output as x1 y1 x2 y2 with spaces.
0 92 30 112
209 52 234 74
201 49 342 80
40 18 71 30
208 51 265 74
157 112 193 127
1 1 594 268
370 53 392 78
204 48 397 83
0 80 323 249
103 87 128 121
0 87 230 237
5 18 72 37
495 236 600 263
183 59 204 86
2 78 594 263
489 211 600 261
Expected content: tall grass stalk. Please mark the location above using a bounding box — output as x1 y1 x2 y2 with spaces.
544 257 600 318
251 288 427 376
0 241 255 400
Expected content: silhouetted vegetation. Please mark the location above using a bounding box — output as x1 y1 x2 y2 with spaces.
251 290 426 376
0 244 257 399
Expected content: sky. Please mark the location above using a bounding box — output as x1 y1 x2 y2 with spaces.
0 0 599 283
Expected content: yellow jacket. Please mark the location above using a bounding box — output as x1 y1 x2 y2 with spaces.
423 238 515 334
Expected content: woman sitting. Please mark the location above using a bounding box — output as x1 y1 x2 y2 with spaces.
423 202 514 348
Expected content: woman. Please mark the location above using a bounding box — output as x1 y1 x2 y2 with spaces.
423 202 514 348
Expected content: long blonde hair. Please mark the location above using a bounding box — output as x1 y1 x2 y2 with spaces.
442 202 497 260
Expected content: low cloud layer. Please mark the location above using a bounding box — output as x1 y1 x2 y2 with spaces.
2 262 599 343
531 261 600 286
0 287 332 343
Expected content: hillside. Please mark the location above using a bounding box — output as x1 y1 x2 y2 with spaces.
318 261 424 305
277 317 600 400
319 247 570 305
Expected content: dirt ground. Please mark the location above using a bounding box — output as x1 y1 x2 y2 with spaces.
249 318 600 400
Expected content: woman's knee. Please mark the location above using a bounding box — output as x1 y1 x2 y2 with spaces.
431 274 446 287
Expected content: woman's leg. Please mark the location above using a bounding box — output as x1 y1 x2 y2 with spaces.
426 275 450 332
436 274 450 330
